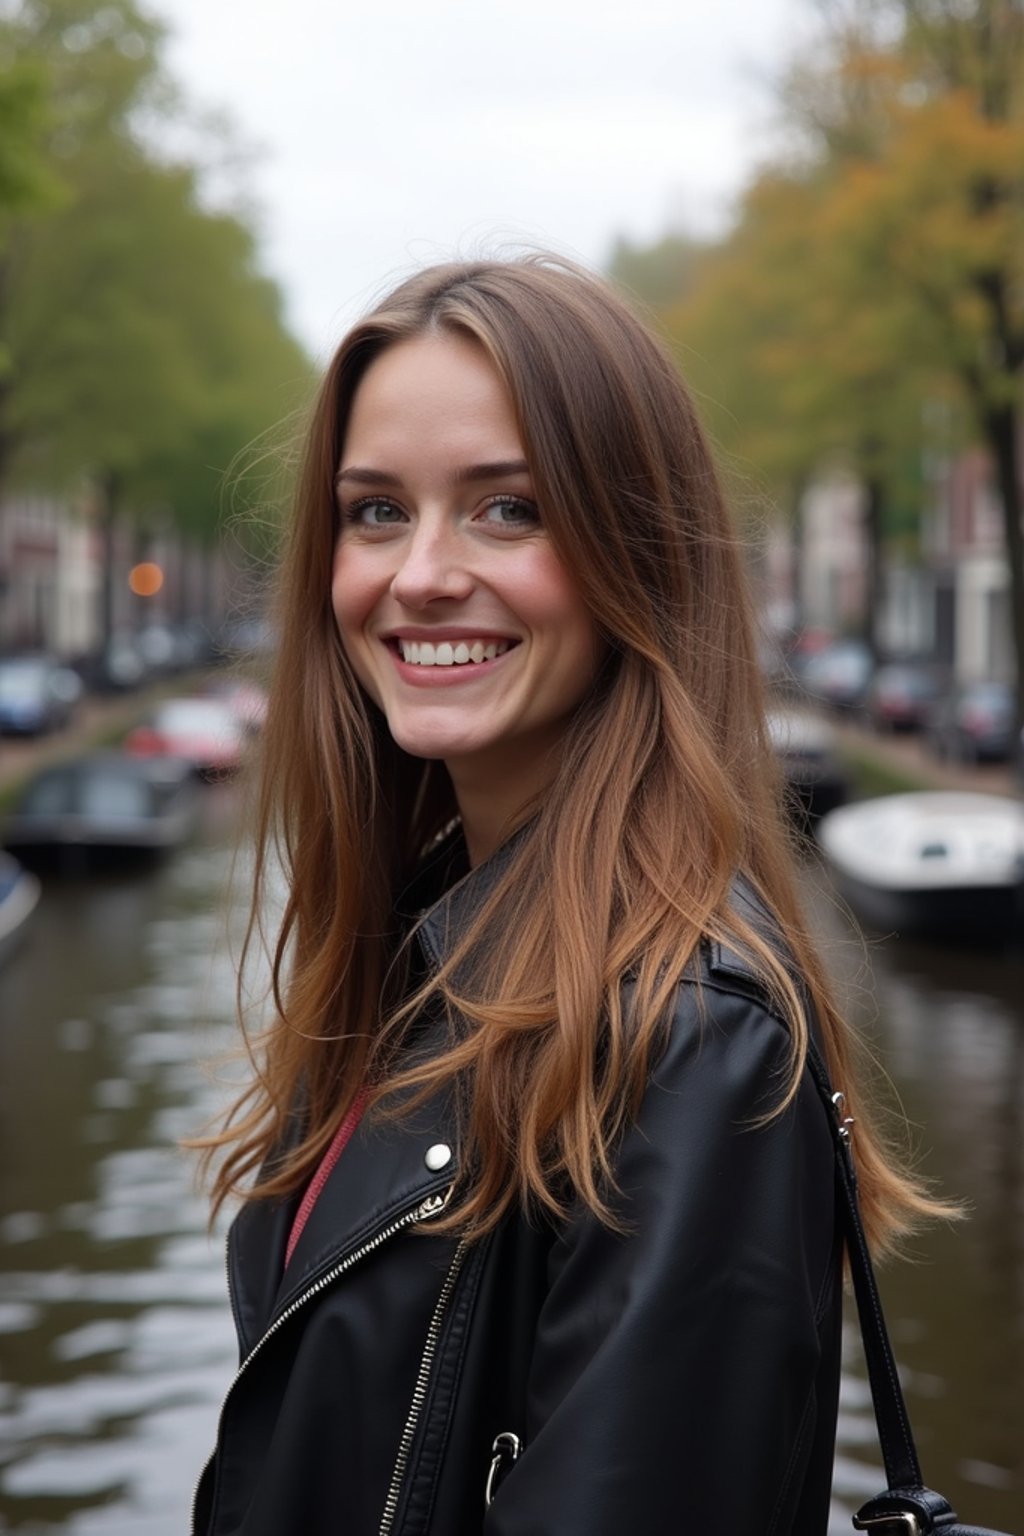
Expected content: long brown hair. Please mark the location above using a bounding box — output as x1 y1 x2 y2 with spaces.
199 254 940 1253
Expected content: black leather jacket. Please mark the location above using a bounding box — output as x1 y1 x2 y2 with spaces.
194 843 842 1536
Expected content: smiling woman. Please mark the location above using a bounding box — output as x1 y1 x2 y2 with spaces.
191 255 946 1536
332 330 602 862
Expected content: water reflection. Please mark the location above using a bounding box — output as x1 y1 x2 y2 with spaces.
0 803 1020 1532
0 794 240 1533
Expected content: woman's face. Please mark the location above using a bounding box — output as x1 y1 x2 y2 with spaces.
332 331 602 797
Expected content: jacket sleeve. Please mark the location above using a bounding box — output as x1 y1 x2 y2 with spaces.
484 981 841 1536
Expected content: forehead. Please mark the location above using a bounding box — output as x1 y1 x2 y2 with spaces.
341 332 524 464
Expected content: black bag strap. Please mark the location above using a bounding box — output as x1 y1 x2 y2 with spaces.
804 1040 923 1489
803 1040 1015 1536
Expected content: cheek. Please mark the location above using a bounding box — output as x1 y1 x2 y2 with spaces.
331 546 370 638
330 549 379 689
515 549 601 673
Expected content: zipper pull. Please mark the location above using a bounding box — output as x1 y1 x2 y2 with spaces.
416 1184 454 1219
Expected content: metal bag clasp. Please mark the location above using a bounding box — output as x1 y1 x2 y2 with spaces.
484 1431 522 1508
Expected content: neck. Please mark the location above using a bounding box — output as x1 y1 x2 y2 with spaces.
445 736 562 866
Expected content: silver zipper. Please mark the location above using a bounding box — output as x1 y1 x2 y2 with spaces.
192 1186 452 1536
378 1236 470 1535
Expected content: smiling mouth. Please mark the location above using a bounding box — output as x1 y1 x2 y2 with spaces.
393 638 515 667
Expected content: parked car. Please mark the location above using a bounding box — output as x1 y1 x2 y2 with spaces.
927 679 1015 763
0 654 82 735
203 677 268 734
137 623 181 676
215 615 277 661
865 662 946 733
799 638 874 711
73 631 147 693
124 696 246 778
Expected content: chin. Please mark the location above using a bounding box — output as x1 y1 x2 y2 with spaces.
400 742 493 766
389 725 494 763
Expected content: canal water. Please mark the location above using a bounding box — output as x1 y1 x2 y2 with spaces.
0 788 1021 1533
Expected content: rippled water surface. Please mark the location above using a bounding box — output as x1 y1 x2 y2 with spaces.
0 793 1020 1532
0 790 241 1533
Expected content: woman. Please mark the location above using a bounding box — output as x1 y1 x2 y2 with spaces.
193 256 935 1536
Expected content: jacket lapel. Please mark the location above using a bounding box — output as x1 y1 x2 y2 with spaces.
270 1081 459 1321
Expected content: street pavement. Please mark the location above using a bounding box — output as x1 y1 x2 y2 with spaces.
830 715 1017 799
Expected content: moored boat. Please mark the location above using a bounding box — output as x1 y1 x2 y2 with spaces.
2 752 198 871
816 791 1024 945
0 851 40 965
767 707 849 824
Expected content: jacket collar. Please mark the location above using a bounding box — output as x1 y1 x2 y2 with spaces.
416 817 534 969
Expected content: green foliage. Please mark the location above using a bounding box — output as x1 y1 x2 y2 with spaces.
608 234 699 314
608 0 1024 689
0 0 314 562
0 55 57 216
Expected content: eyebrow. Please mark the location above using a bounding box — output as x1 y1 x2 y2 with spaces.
335 459 531 491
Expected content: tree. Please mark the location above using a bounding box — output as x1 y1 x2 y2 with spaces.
612 171 932 648
607 233 700 314
0 55 54 217
782 0 1024 713
610 0 1024 691
0 0 312 642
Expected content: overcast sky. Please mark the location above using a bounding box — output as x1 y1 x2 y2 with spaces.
153 0 812 359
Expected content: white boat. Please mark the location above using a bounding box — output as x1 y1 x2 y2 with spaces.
816 791 1024 944
0 851 41 966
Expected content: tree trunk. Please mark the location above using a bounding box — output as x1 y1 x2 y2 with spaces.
790 476 807 632
862 470 886 660
984 404 1024 747
96 467 123 649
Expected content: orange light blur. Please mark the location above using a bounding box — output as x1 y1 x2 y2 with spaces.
128 562 164 597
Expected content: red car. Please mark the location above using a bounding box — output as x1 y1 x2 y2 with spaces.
124 697 246 778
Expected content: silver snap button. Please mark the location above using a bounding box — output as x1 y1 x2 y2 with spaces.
424 1143 452 1171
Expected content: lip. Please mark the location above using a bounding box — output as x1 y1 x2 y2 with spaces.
380 627 520 644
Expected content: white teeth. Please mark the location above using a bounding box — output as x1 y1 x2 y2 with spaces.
398 639 510 667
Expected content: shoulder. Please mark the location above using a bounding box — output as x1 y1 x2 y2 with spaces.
639 874 811 1112
699 871 796 1000
670 872 801 1021
604 877 835 1255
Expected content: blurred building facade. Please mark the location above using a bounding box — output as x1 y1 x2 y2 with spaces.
0 494 234 661
770 446 1015 682
924 446 1012 682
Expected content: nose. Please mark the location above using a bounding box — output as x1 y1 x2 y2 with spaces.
389 517 475 608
